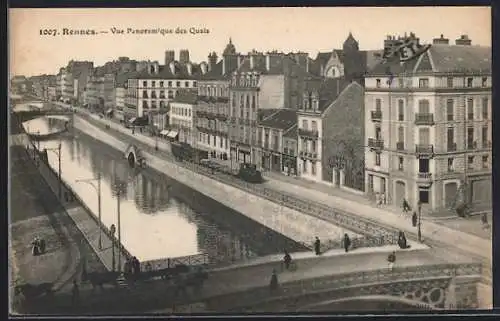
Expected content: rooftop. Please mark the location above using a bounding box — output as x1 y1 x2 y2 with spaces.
259 108 297 130
171 90 198 104
368 44 491 75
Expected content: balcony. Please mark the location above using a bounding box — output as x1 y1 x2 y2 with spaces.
417 172 433 187
299 151 318 159
368 138 384 150
371 110 382 122
299 128 319 138
415 144 434 157
447 143 457 152
467 141 477 150
482 141 492 149
414 113 435 126
396 142 405 151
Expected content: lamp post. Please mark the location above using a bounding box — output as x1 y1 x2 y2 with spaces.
45 142 62 199
113 180 126 273
418 201 422 243
76 172 102 250
110 224 116 271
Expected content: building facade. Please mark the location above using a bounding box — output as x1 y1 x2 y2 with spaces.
364 34 492 213
255 108 298 174
169 90 198 145
298 79 365 188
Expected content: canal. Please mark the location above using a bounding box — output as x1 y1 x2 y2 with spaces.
21 116 308 265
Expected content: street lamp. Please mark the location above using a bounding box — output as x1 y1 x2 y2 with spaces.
45 142 62 199
76 172 102 250
418 201 422 243
110 224 116 271
113 180 127 273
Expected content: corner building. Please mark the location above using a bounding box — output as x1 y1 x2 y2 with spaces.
364 35 491 213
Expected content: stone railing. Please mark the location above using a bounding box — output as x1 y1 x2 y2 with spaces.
24 135 133 266
207 262 482 311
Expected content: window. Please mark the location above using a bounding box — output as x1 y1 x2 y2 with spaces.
447 127 455 150
375 152 381 166
168 81 172 87
398 100 404 121
482 126 489 148
160 81 164 87
311 121 317 132
143 81 147 87
418 78 429 88
419 158 429 173
152 81 156 88
467 127 474 150
468 156 474 169
176 81 181 87
142 100 148 108
375 125 381 140
185 81 189 87
398 157 404 171
419 189 429 204
311 162 316 176
398 78 404 88
397 126 404 144
232 92 236 107
467 98 474 120
302 160 307 173
168 90 174 99
375 98 381 111
482 155 489 168
482 98 488 119
151 91 156 99
418 99 430 114
446 99 454 121
193 81 197 87
302 120 308 130
311 140 316 152
466 77 473 87
376 79 381 88
252 95 256 110
447 77 453 88
142 90 148 98
482 77 487 87
447 158 454 172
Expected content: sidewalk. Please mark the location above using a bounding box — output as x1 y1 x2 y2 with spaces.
263 171 492 240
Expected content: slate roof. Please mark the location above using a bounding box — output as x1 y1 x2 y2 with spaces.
368 45 491 75
200 61 228 81
259 108 297 130
130 62 203 80
283 124 298 139
257 109 280 121
236 55 318 78
317 78 353 111
115 72 134 87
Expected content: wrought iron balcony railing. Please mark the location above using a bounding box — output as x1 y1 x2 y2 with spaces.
415 144 434 155
368 138 384 150
414 113 435 126
371 110 382 122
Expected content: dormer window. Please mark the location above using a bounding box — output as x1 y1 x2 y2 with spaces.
467 78 473 87
376 79 381 88
418 78 429 88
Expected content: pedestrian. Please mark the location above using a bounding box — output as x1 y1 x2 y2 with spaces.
269 269 278 293
133 257 140 276
343 233 351 253
412 211 418 227
31 237 40 256
481 213 490 230
387 251 396 271
314 237 321 256
398 231 408 249
283 250 292 270
402 199 411 214
71 279 80 306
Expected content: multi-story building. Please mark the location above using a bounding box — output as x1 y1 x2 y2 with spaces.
10 75 30 94
229 50 318 165
297 78 365 187
66 60 94 104
84 68 115 113
114 72 131 122
195 48 239 165
169 90 198 144
364 34 491 213
125 56 201 122
60 68 74 103
255 108 298 173
28 74 56 100
309 33 383 83
47 85 57 101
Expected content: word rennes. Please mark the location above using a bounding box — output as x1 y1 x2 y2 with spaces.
111 27 210 36
39 28 97 36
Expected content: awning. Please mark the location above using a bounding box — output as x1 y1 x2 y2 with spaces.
167 131 178 138
160 130 170 136
105 108 113 114
129 117 137 123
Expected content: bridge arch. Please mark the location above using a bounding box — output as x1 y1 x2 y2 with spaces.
125 144 139 167
297 295 440 312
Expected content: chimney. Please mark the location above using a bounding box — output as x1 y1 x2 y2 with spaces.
208 52 218 72
455 35 472 46
237 56 244 69
250 55 255 70
179 50 190 64
433 34 449 45
169 61 176 75
222 56 226 75
186 63 193 76
164 50 175 65
266 55 270 71
200 62 208 74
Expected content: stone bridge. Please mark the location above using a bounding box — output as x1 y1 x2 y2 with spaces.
205 263 482 312
14 109 75 123
124 144 146 167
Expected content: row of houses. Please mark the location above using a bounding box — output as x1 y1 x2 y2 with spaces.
25 33 491 214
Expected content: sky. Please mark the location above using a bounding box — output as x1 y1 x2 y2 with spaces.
9 7 491 77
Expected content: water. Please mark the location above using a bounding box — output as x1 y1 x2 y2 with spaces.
20 116 307 264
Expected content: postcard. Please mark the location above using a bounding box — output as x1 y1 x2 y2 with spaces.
8 6 492 315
